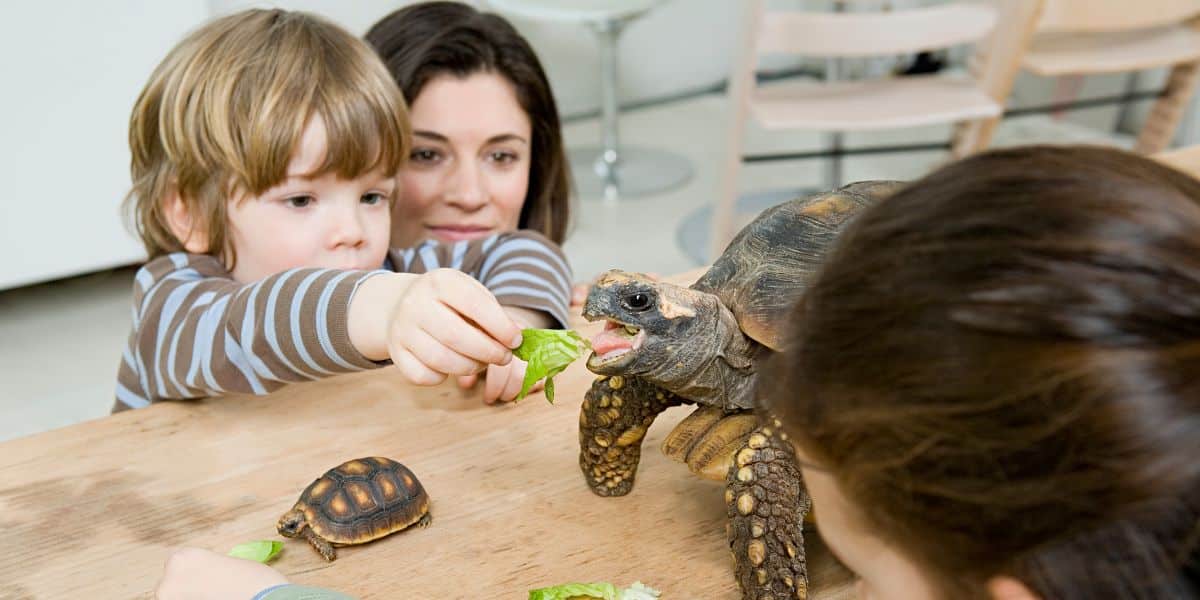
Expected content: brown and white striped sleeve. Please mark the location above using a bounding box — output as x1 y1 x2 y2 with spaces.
113 253 386 412
387 231 573 329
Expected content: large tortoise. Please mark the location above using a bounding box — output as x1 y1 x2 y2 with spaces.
277 456 431 561
579 181 901 599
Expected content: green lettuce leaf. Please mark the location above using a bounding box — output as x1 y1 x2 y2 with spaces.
228 540 282 563
513 329 591 403
527 582 619 600
527 581 661 600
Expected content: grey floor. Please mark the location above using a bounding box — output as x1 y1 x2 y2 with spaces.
0 92 1128 442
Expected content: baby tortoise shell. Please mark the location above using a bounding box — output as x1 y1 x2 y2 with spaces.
277 456 431 561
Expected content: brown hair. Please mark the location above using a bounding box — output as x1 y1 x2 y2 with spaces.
365 1 572 244
125 9 410 263
762 146 1200 598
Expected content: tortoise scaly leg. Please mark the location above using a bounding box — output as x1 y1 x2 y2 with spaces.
302 527 337 562
726 424 812 600
579 375 681 496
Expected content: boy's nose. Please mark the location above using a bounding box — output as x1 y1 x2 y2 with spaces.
329 206 367 249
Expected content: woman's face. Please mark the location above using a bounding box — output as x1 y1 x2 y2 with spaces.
793 447 940 600
393 72 532 247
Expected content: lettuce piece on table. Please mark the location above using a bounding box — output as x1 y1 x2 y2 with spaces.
228 540 282 563
512 329 591 403
528 581 661 600
528 582 619 600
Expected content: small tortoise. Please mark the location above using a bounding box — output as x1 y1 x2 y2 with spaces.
579 181 901 599
277 456 431 561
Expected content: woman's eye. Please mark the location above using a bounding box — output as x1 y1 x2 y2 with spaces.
410 148 440 163
361 192 387 206
489 151 518 164
285 195 313 208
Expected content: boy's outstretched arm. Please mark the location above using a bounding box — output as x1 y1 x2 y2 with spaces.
114 254 391 411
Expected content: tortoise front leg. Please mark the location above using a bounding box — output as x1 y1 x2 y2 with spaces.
302 527 336 562
579 375 681 496
726 424 812 599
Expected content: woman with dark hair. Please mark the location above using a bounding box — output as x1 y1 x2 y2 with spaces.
365 2 580 404
365 1 571 248
762 145 1200 599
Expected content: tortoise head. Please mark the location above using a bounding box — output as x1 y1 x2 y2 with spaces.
277 508 307 538
582 269 723 381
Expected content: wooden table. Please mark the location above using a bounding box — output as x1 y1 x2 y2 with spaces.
0 272 852 599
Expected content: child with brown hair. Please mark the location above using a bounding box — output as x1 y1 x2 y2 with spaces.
762 145 1200 599
114 8 572 412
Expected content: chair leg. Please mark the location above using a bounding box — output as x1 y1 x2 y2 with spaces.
1135 59 1200 154
710 1 763 260
950 118 994 159
590 18 625 190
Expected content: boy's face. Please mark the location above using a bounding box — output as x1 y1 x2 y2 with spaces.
226 118 395 282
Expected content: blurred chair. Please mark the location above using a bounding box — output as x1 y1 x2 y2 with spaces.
1154 143 1200 173
1020 0 1200 154
710 0 1044 256
488 0 693 201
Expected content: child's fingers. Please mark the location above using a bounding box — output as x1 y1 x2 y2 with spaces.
430 270 523 348
405 328 487 376
484 364 507 404
391 346 450 386
501 364 527 402
420 301 512 366
571 282 590 307
457 374 478 389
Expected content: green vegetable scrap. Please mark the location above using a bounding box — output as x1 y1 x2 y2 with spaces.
512 328 591 403
528 581 661 600
228 540 283 563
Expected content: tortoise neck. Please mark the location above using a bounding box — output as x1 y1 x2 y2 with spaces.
648 300 760 409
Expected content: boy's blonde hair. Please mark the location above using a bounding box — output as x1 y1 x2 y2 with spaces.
126 9 410 260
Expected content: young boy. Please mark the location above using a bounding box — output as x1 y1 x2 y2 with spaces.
114 8 571 412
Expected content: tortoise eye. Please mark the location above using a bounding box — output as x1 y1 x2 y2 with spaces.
624 292 652 312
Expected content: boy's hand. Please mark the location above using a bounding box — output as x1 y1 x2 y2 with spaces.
457 358 545 404
365 269 522 385
155 547 287 600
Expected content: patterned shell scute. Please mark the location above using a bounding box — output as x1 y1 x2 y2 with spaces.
692 181 904 350
298 456 430 544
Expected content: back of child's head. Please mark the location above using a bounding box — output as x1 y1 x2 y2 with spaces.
126 8 409 260
365 1 571 244
762 145 1200 598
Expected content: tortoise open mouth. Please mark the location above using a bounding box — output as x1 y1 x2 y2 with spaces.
587 319 645 371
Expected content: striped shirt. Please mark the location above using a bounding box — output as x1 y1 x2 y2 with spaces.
114 231 571 412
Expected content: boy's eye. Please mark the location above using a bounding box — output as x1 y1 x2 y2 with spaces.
285 195 313 208
361 192 387 205
410 148 440 163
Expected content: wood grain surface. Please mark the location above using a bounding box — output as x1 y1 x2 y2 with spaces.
0 270 852 599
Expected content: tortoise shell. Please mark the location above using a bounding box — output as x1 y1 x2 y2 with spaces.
292 456 430 545
693 180 904 350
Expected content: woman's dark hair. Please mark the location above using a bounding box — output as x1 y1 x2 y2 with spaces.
762 145 1200 599
365 1 571 244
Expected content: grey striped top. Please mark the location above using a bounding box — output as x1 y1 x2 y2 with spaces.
114 231 571 412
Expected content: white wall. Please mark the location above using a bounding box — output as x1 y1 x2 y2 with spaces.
0 0 742 290
0 1 209 289
0 0 1190 290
